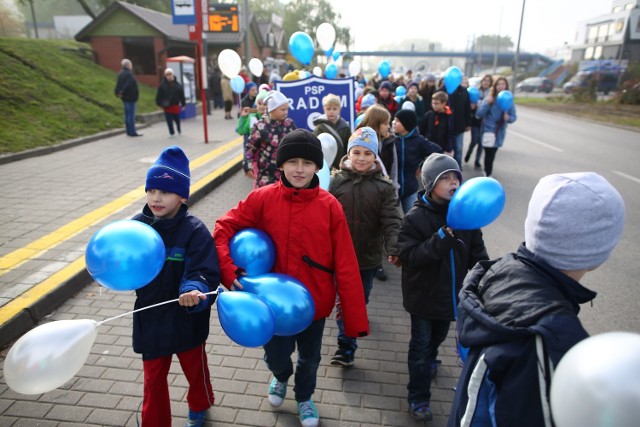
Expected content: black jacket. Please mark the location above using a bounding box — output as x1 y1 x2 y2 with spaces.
155 79 186 108
398 192 488 320
132 204 220 360
448 244 596 427
393 130 442 198
446 86 472 135
114 67 139 103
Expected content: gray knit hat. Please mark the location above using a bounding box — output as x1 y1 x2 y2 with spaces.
525 172 625 271
421 153 462 195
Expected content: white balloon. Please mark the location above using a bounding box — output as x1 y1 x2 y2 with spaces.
4 319 98 394
248 57 263 77
312 66 323 77
316 23 336 52
218 49 242 79
318 133 338 166
348 61 361 77
317 159 331 190
551 332 640 427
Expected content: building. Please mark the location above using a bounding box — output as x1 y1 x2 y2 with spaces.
570 0 640 63
74 1 285 88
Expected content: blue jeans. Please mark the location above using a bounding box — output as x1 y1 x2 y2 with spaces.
123 101 137 136
336 267 377 350
453 132 464 167
468 126 483 164
407 314 450 404
401 192 417 214
263 318 325 402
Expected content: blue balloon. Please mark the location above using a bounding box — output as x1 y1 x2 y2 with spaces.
288 31 314 65
378 60 391 79
447 177 506 230
443 66 463 94
229 228 275 276
85 220 165 291
354 114 365 128
324 47 333 58
394 95 403 104
395 86 406 97
239 273 315 336
497 90 514 112
230 75 245 94
332 50 341 61
317 159 330 190
217 291 275 347
468 86 480 104
324 62 338 79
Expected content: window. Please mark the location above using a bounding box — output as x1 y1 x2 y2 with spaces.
597 24 609 41
609 22 616 36
613 6 621 13
594 45 603 59
584 46 594 59
122 37 156 75
625 3 634 10
587 26 598 43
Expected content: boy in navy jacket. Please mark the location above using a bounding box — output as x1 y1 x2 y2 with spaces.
132 146 220 427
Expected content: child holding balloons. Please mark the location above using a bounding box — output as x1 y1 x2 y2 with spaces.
132 146 221 427
245 90 297 187
214 129 369 427
398 153 488 420
448 172 625 427
328 127 403 367
476 76 517 177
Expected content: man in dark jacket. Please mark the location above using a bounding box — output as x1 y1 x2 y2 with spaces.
114 58 141 137
446 85 471 167
449 172 625 427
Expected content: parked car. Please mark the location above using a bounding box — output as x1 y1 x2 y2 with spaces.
516 77 554 93
563 71 619 95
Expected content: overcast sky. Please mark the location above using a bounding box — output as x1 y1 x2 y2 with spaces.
327 0 611 55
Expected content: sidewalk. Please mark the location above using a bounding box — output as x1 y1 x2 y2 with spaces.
0 113 463 426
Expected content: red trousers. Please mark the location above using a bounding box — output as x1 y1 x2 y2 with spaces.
142 343 214 427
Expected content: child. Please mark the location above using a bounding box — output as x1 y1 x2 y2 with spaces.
448 172 625 427
132 146 220 427
214 129 369 427
312 93 351 170
245 90 297 188
420 91 454 156
328 127 403 366
378 81 399 116
399 81 426 127
392 109 443 213
155 68 186 137
476 76 517 177
465 74 493 169
398 153 489 420
237 89 269 174
240 81 258 112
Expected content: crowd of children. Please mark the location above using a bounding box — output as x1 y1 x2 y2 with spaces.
127 67 625 427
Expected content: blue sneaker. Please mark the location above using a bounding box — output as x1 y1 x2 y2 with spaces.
268 377 287 407
297 400 319 427
409 401 432 420
185 409 207 427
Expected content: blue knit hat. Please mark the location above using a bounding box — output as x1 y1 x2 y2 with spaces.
348 126 379 154
145 146 190 199
361 93 376 109
245 82 257 92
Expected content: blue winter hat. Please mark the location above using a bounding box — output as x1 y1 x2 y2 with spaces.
245 82 257 92
348 126 379 154
380 81 392 91
361 93 376 109
145 146 191 199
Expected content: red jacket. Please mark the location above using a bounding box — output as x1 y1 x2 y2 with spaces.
213 179 370 338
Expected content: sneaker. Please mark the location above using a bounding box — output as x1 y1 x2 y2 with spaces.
375 266 388 281
330 346 355 367
268 377 287 407
409 402 432 420
297 400 319 427
185 409 207 427
474 162 482 169
431 359 441 378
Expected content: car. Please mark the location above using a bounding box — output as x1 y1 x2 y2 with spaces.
516 77 554 93
562 71 619 95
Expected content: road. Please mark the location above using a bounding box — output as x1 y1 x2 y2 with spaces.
464 105 640 333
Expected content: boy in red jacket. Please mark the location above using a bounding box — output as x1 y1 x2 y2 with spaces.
214 129 369 427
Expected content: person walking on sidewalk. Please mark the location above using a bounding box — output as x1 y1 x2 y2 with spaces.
398 154 488 421
114 58 142 137
132 146 221 427
328 127 402 367
214 130 369 427
155 68 186 138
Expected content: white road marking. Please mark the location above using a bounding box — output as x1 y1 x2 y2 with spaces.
612 170 640 184
510 130 564 153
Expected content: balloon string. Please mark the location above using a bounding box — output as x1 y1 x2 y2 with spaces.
97 290 219 326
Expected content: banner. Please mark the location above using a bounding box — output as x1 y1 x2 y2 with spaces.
274 76 355 131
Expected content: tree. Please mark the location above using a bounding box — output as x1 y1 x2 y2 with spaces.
475 34 514 52
0 0 26 37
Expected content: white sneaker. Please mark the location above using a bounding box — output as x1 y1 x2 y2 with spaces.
268 377 287 407
298 400 319 427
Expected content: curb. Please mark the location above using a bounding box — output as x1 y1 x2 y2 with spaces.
0 157 243 349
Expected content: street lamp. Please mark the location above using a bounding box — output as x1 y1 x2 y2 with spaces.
513 0 526 89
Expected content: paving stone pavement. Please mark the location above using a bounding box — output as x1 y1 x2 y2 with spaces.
0 112 463 426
